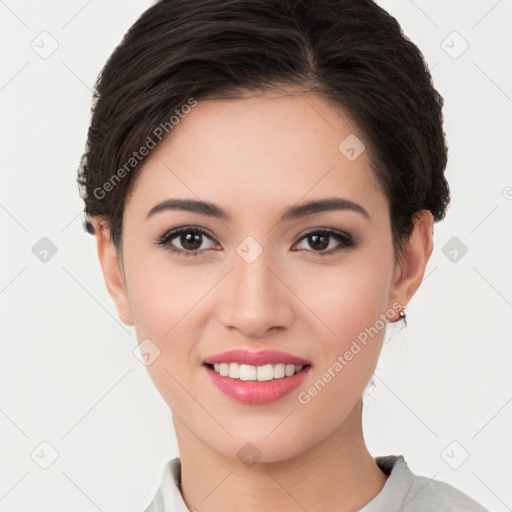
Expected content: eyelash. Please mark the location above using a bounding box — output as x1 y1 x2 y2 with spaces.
154 225 358 257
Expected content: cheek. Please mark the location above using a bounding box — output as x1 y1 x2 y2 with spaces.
291 247 392 394
292 248 393 344
291 264 390 434
124 256 201 405
124 243 205 337
124 248 220 390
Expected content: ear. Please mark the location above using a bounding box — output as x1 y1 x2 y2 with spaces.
388 210 434 314
90 217 134 326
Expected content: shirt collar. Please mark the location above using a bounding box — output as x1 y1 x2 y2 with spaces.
144 454 410 512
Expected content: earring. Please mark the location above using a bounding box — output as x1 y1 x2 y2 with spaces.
396 308 406 322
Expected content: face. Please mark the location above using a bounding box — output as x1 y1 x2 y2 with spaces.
98 91 431 463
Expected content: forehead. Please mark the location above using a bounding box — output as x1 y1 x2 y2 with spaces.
124 92 386 220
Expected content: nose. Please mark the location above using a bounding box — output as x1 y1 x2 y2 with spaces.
217 250 295 338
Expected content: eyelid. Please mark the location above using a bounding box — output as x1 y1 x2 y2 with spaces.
156 224 217 242
298 227 352 240
154 225 220 256
293 227 356 255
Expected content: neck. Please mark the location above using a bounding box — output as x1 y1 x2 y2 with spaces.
173 399 388 512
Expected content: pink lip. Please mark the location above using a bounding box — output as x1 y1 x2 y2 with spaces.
204 365 312 404
203 349 311 366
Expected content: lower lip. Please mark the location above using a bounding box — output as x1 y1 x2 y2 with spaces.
204 365 311 404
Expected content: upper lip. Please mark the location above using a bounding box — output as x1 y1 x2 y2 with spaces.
203 349 311 367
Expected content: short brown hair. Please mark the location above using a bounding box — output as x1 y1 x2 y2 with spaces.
77 0 450 263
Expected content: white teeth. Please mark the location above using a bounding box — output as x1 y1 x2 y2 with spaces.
228 362 240 379
209 362 305 381
257 364 274 381
239 364 257 381
273 363 285 379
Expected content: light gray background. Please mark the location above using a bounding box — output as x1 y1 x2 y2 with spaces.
1 0 511 510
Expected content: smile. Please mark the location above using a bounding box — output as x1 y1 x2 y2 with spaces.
208 362 305 381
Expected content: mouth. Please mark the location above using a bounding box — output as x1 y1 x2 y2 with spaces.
202 360 312 404
202 348 313 404
203 362 312 381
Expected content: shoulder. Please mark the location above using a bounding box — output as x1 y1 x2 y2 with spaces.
404 472 488 511
364 455 489 512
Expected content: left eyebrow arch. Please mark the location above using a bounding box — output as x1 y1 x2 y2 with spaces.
280 198 371 222
146 199 230 220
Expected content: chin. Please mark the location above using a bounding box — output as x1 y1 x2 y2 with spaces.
207 429 312 466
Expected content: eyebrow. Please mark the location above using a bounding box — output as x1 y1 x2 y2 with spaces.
146 197 370 222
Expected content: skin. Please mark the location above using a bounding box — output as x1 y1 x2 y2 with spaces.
92 90 433 512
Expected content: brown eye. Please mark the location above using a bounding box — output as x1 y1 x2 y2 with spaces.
179 231 204 251
307 233 330 251
293 229 356 255
155 227 218 256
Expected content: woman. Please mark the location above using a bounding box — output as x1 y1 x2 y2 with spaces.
78 0 488 510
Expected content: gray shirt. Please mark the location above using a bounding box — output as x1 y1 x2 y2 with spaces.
143 454 489 511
